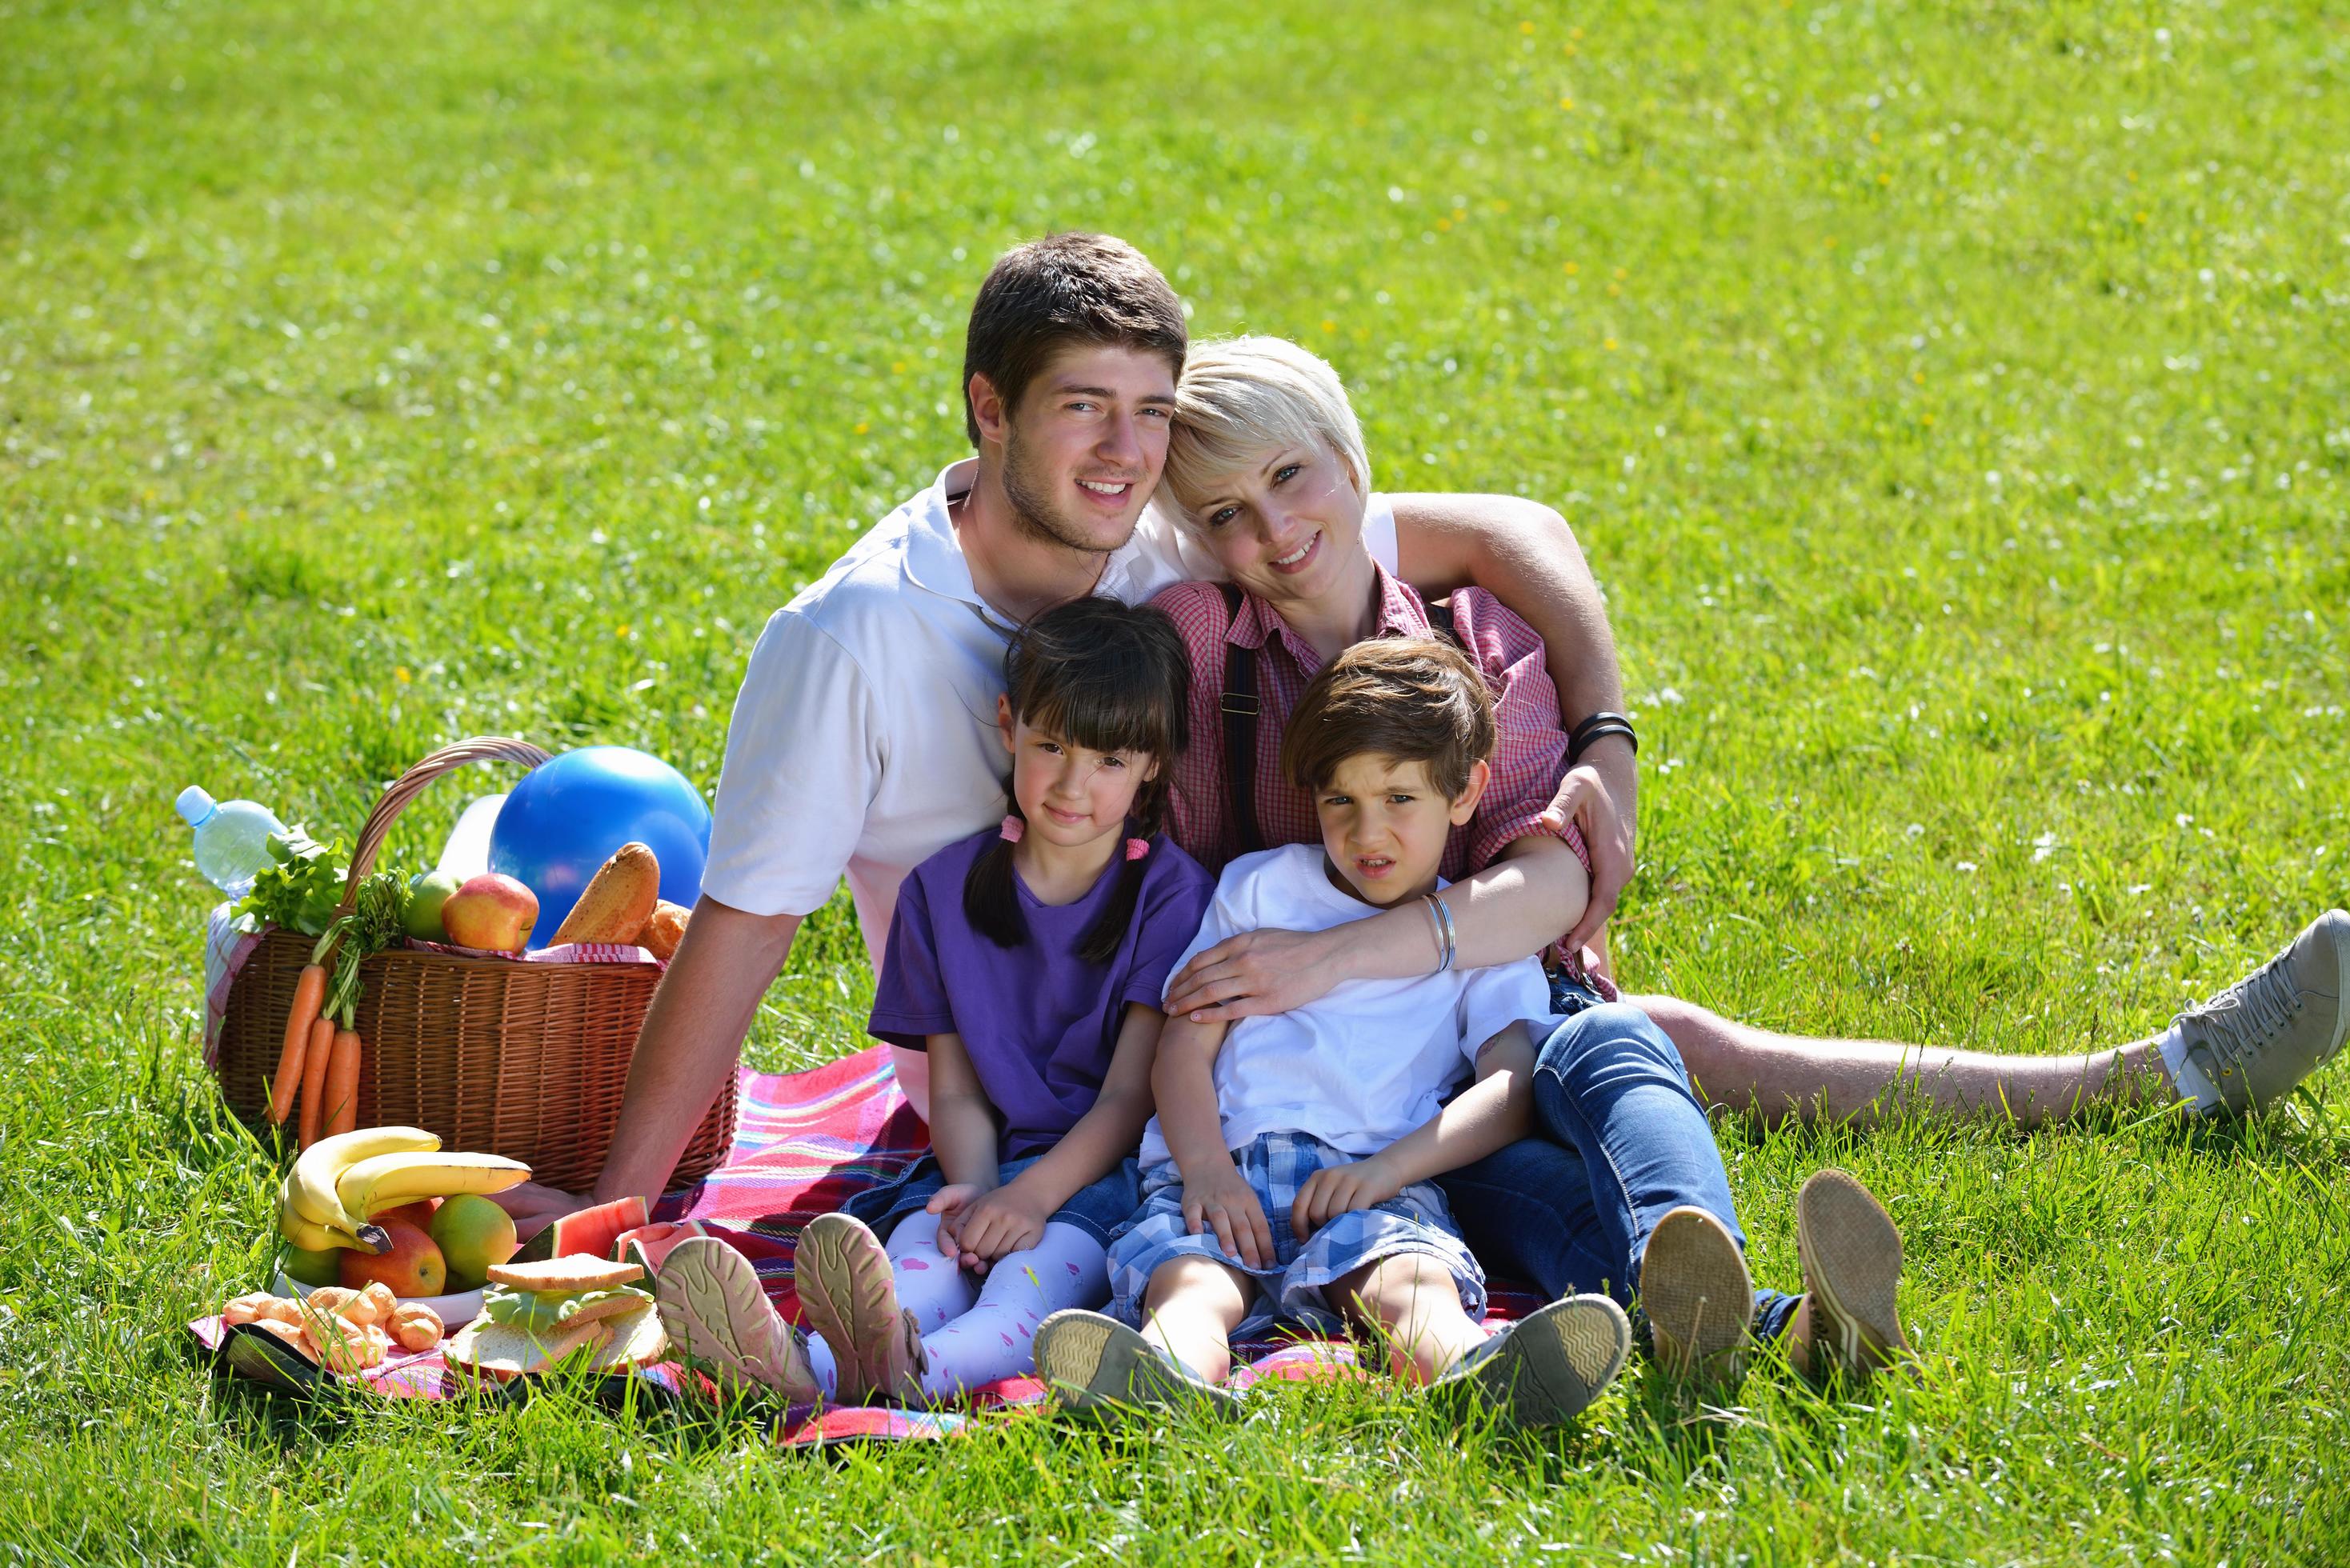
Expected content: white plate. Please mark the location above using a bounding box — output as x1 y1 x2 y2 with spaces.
272 1271 486 1329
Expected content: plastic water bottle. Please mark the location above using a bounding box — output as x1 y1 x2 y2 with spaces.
176 786 288 898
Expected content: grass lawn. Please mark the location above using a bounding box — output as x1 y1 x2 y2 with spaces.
5 0 2348 1560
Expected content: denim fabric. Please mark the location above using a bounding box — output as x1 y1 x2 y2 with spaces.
840 1152 1143 1248
1436 972 1801 1340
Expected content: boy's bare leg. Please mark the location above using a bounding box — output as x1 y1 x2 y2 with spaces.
1139 1256 1254 1385
1633 994 2172 1130
1332 1254 1488 1383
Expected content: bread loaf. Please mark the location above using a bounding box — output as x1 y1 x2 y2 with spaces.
550 842 661 946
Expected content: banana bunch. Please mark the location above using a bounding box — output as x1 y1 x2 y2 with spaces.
278 1127 530 1252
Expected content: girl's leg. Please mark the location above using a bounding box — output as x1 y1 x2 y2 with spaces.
1138 1255 1254 1385
1635 994 2172 1130
1330 1254 1487 1383
914 1222 1108 1400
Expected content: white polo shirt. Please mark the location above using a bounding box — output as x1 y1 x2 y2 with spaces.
703 458 1399 968
1137 844 1553 1167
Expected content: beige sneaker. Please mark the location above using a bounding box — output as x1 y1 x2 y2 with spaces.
794 1213 927 1405
1794 1169 1908 1382
1642 1206 1754 1387
1421 1294 1631 1429
2173 910 2350 1114
654 1236 819 1403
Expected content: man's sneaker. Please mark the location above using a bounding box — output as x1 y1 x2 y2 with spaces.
654 1236 819 1403
1641 1206 1755 1387
2172 910 2350 1114
1794 1169 1907 1382
1421 1294 1631 1429
1031 1309 1239 1419
794 1213 927 1405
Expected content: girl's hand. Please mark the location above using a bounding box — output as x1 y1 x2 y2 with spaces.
1163 925 1348 1025
1181 1163 1275 1269
1291 1157 1404 1239
942 1184 1051 1271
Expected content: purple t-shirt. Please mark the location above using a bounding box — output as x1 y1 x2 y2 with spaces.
868 827 1216 1161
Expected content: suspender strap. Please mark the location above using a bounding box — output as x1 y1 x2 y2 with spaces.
1216 582 1264 859
1424 597 1459 649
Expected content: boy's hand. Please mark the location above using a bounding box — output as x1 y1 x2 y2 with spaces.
1291 1156 1406 1238
1182 1162 1275 1269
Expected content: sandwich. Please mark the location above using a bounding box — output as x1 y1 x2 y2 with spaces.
443 1254 669 1381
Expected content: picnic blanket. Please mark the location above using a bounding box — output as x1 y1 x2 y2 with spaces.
190 1044 1541 1444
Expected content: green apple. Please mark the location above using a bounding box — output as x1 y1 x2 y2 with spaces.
404 869 462 942
283 1243 345 1287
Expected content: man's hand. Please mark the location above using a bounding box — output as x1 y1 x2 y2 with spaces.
491 1181 591 1246
1181 1162 1275 1269
1291 1156 1406 1238
1162 924 1348 1025
929 1181 1047 1274
1542 735 1637 954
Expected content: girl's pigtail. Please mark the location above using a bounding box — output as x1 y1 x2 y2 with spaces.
1075 783 1165 968
963 793 1030 950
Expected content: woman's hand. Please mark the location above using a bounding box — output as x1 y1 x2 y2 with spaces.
1163 924 1351 1025
928 1182 1043 1274
1540 736 1637 954
1290 1156 1404 1238
1181 1162 1275 1268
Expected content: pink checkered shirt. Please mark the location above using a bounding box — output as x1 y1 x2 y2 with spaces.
1150 567 1592 890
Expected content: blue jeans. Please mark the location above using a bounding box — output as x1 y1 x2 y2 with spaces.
1435 978 1801 1340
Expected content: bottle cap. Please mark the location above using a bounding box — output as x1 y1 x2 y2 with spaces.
175 786 216 827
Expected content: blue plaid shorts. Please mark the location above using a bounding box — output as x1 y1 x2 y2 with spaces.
1107 1130 1487 1338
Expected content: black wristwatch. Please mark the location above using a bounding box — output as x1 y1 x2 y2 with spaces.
1567 711 1639 766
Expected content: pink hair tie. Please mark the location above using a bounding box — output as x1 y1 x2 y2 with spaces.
1125 838 1151 862
999 814 1024 843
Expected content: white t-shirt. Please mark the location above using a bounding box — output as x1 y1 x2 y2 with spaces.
1137 844 1553 1167
703 460 1399 1113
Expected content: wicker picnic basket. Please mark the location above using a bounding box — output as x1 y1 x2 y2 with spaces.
210 737 736 1194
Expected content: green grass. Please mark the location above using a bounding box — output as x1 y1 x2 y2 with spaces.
4 0 2348 1560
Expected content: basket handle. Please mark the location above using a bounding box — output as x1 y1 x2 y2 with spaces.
335 736 552 915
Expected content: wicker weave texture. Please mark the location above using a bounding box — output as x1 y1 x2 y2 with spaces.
207 736 735 1194
215 930 737 1192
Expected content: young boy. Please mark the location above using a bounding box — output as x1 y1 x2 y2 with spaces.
1032 636 1635 1426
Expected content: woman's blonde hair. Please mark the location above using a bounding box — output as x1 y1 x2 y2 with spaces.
1163 336 1372 522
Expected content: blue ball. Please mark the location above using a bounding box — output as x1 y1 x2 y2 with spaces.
487 746 712 948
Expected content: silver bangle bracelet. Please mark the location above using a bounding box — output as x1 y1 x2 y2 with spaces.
1422 892 1457 974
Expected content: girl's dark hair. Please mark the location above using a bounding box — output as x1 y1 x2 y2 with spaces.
964 598 1191 966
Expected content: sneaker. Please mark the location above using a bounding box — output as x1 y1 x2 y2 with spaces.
2172 910 2350 1114
1421 1294 1631 1428
1641 1206 1754 1386
1794 1169 1907 1382
1031 1309 1239 1419
654 1236 819 1403
793 1213 927 1405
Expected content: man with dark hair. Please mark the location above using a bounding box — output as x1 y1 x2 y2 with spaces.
504 231 1643 1214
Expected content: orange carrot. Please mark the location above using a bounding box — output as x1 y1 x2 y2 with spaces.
268 965 328 1124
296 1014 336 1149
322 1030 362 1138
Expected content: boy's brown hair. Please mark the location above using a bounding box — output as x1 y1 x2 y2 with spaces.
1281 635 1496 799
962 233 1188 446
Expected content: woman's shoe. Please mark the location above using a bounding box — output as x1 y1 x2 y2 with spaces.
1641 1205 1754 1388
794 1212 928 1404
1794 1169 1908 1382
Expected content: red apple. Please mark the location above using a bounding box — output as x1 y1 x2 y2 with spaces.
337 1218 447 1298
368 1198 438 1231
442 873 538 951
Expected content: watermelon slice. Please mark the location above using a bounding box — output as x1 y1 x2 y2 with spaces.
613 1219 712 1274
512 1194 650 1265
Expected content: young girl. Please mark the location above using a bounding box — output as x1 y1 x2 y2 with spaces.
655 597 1215 1405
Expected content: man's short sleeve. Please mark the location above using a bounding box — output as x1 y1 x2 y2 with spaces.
701 610 883 918
1453 958 1554 1066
